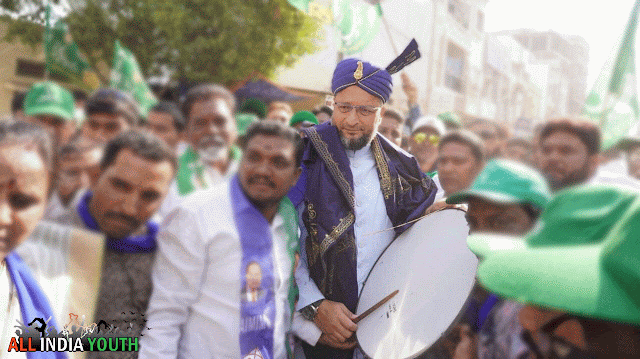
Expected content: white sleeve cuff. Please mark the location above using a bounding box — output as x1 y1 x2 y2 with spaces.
292 312 323 346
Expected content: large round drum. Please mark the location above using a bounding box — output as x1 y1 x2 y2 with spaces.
355 209 477 359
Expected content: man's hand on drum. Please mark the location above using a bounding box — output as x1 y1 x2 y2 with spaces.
318 334 357 349
314 300 358 346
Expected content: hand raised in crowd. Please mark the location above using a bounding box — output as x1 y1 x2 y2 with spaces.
314 300 358 345
401 72 418 106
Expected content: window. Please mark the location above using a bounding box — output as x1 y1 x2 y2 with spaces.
477 11 484 32
447 0 469 29
444 43 465 93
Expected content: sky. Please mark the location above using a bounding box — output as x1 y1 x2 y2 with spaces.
484 0 638 90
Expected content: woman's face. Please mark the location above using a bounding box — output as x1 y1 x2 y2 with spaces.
0 143 50 261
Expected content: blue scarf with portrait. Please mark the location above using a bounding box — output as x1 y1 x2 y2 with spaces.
76 191 158 253
289 122 436 359
5 252 66 359
231 175 299 359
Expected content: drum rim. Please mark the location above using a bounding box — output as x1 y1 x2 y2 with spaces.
354 208 475 359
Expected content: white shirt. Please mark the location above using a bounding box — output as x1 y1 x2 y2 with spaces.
0 263 27 359
293 143 395 354
139 181 294 359
156 160 240 220
590 169 640 192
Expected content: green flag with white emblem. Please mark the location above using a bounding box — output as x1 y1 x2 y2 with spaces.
583 0 640 151
110 40 158 118
44 5 100 89
332 0 382 55
287 0 381 53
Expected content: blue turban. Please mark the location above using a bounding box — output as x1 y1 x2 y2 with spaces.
331 58 393 103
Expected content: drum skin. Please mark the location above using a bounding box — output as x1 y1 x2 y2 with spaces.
355 209 477 359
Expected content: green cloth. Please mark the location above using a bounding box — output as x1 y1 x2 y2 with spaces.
474 185 640 325
236 113 259 136
447 159 551 211
278 196 299 359
24 81 75 121
176 146 242 195
289 111 318 127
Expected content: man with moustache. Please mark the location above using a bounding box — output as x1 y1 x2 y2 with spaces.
140 121 303 359
174 84 240 197
290 58 437 359
53 130 176 355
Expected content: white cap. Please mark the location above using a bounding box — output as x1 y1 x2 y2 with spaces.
412 116 446 136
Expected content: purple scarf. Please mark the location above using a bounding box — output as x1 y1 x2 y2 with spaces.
6 252 66 359
231 176 276 359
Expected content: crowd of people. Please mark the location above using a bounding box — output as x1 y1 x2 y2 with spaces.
2 53 640 359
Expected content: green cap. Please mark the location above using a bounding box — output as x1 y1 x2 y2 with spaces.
289 111 318 127
437 111 461 128
23 81 75 121
236 113 259 136
239 98 267 119
474 185 640 325
447 159 551 210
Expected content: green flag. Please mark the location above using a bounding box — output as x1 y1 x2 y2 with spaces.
110 40 158 118
332 0 382 55
287 0 380 53
44 5 98 88
287 0 333 24
583 0 640 151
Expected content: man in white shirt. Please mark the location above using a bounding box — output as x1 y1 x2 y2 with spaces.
288 58 437 359
140 120 303 359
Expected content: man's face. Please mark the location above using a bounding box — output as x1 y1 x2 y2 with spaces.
466 198 534 235
437 141 483 196
332 85 383 151
0 144 49 260
89 149 173 239
378 115 403 147
34 115 75 147
266 110 291 124
538 131 596 191
468 121 501 158
57 147 103 205
409 126 440 172
239 134 301 210
246 262 262 291
146 110 181 151
186 98 237 162
83 113 131 144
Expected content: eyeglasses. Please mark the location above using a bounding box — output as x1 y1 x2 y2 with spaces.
334 102 381 117
413 132 439 146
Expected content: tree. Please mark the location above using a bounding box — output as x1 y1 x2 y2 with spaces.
3 0 321 86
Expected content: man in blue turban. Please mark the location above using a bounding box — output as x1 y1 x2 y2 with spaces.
290 54 437 359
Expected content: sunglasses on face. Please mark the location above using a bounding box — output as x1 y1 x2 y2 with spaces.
413 132 440 146
334 102 381 117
